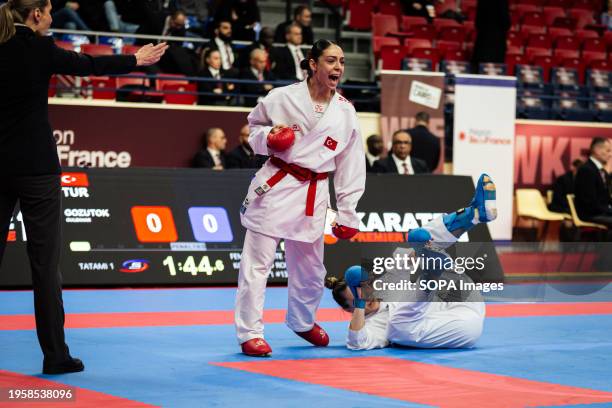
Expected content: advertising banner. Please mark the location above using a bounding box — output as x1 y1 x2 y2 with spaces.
1 170 499 287
514 120 612 191
453 75 517 241
380 71 446 173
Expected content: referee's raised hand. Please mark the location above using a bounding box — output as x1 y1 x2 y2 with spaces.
135 42 169 66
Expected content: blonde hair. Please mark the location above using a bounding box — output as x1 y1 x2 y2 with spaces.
0 0 48 44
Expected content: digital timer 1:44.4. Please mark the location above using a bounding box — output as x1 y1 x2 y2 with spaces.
162 255 224 276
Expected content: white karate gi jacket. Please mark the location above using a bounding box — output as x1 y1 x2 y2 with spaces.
241 80 366 243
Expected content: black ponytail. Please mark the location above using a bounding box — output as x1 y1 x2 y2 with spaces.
299 39 339 78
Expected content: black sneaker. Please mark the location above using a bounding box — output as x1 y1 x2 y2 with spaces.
42 357 84 375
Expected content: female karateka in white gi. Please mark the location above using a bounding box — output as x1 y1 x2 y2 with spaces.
235 40 366 356
326 174 497 350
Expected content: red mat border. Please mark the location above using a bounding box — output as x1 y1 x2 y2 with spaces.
1 302 611 330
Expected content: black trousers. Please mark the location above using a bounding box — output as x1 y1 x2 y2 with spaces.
0 174 69 362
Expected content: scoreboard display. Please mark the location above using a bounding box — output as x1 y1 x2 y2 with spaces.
1 169 501 287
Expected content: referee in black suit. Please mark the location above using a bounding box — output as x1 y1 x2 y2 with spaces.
0 0 167 374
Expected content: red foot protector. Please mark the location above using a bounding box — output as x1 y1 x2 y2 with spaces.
294 323 329 347
0 369 155 407
213 357 612 408
241 338 272 357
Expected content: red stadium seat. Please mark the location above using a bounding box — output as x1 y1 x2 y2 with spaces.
532 55 555 81
515 4 540 17
521 24 547 35
507 31 526 48
89 76 117 100
433 18 461 31
444 49 468 62
526 47 552 60
548 27 572 42
527 33 552 49
552 16 577 29
582 51 608 67
373 36 400 58
575 28 600 43
372 13 399 36
347 0 374 30
404 38 433 53
519 0 545 6
604 30 612 46
554 48 580 59
55 40 74 51
162 83 197 105
411 47 440 69
436 39 462 53
522 11 546 26
545 0 573 7
411 24 436 40
377 0 402 15
122 45 140 55
80 44 114 56
568 8 595 29
560 57 586 81
155 74 189 91
542 7 566 25
506 53 529 74
556 36 580 50
571 0 596 10
590 59 612 70
583 38 607 53
438 26 466 42
507 44 523 54
401 15 428 31
116 72 150 88
380 44 408 70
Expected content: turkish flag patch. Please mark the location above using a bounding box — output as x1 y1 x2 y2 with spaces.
324 136 338 151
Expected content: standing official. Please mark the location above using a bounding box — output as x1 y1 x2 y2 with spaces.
0 0 167 374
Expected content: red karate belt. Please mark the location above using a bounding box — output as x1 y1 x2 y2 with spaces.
266 156 328 216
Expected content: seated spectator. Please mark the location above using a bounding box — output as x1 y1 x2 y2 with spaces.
193 127 228 169
549 159 583 213
372 130 429 175
602 0 612 30
204 18 238 76
226 124 268 169
51 1 90 31
197 48 235 105
406 111 440 172
365 134 383 173
215 0 261 41
159 10 199 76
403 0 435 20
274 5 313 45
575 137 612 228
240 48 274 107
271 23 305 82
173 0 209 34
103 0 139 33
237 26 274 70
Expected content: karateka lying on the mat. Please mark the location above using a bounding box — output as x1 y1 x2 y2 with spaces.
325 174 497 350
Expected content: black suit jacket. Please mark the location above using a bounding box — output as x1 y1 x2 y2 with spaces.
274 21 314 45
239 67 274 107
271 46 301 81
549 171 574 213
192 149 227 169
0 26 136 175
226 145 267 169
574 159 612 219
197 67 233 105
407 125 441 172
372 155 429 174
